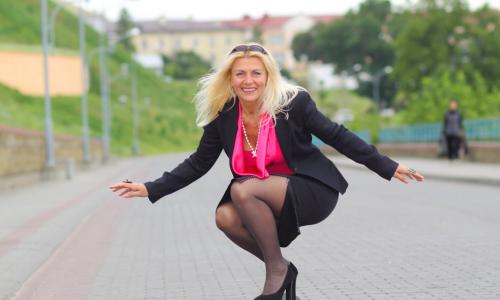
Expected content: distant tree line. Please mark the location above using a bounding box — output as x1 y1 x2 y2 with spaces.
292 0 500 123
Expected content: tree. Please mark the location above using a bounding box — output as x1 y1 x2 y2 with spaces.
401 69 500 124
162 51 211 80
116 8 135 51
292 0 397 105
251 26 263 44
393 0 500 101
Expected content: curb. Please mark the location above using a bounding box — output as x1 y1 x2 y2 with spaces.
331 157 500 188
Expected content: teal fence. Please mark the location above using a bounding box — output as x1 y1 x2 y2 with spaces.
312 129 372 146
379 118 500 143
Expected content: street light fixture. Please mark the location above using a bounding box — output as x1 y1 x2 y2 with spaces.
44 0 92 164
86 27 140 162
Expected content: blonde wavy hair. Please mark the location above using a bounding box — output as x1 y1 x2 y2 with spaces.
193 43 301 127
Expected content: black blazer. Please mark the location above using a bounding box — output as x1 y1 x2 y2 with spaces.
145 90 398 203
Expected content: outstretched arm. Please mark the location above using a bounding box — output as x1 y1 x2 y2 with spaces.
298 92 398 180
110 120 223 202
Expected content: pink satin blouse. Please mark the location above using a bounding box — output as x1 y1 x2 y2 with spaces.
231 102 294 178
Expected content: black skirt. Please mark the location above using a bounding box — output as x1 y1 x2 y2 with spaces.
217 174 339 247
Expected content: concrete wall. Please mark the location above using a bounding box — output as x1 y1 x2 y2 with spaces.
0 50 84 96
0 126 103 189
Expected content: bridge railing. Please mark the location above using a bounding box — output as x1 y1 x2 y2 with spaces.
379 118 500 143
312 129 372 146
311 117 500 146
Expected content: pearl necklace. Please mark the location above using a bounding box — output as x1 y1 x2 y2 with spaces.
241 117 261 158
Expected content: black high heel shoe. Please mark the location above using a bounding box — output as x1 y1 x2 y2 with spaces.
254 263 297 300
288 262 298 277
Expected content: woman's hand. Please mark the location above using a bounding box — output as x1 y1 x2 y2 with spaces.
109 181 149 198
392 164 425 184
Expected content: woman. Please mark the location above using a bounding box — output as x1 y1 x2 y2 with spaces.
110 43 424 300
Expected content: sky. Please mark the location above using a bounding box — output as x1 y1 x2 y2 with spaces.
83 0 500 21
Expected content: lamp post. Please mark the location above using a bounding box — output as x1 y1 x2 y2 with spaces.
372 66 392 111
40 0 55 168
46 0 92 164
86 27 139 162
97 33 112 162
114 62 140 156
78 2 91 163
130 62 140 155
48 0 72 50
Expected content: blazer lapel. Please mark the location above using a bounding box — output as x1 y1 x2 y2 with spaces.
275 112 293 167
221 99 238 158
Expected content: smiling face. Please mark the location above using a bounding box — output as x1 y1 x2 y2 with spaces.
449 100 458 111
230 56 268 104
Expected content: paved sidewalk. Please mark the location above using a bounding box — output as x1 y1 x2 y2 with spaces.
330 155 500 186
1 154 499 300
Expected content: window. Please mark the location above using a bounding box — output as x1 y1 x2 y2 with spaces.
141 39 148 50
268 35 284 45
192 38 199 49
174 38 181 50
158 38 165 50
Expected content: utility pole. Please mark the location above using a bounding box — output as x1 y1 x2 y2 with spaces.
41 0 56 168
131 62 140 155
78 3 91 163
98 33 111 162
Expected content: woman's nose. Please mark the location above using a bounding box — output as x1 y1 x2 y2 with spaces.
242 74 253 83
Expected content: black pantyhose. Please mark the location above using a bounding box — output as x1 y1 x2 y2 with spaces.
228 176 289 295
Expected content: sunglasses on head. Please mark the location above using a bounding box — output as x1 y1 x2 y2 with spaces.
229 44 268 55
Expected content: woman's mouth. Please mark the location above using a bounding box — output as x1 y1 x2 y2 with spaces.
242 87 257 93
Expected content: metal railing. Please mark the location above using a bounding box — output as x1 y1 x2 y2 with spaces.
312 129 372 146
379 118 500 143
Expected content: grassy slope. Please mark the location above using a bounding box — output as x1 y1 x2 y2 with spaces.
0 0 201 156
311 89 389 142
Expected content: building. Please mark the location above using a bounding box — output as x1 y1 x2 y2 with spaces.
131 14 339 71
132 18 246 68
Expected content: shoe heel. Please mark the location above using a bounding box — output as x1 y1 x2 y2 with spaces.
285 277 296 300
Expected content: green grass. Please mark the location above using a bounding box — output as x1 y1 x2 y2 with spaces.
0 80 201 156
0 0 201 156
311 89 391 143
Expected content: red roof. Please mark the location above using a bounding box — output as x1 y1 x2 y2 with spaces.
312 15 342 23
221 14 340 29
259 15 290 28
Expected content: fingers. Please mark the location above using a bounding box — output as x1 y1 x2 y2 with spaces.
406 170 425 182
394 172 409 184
394 163 425 184
123 190 143 198
412 172 425 181
119 187 132 197
109 181 147 199
109 182 131 192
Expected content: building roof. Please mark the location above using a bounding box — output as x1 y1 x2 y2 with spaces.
221 14 340 29
136 18 240 33
311 15 342 23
